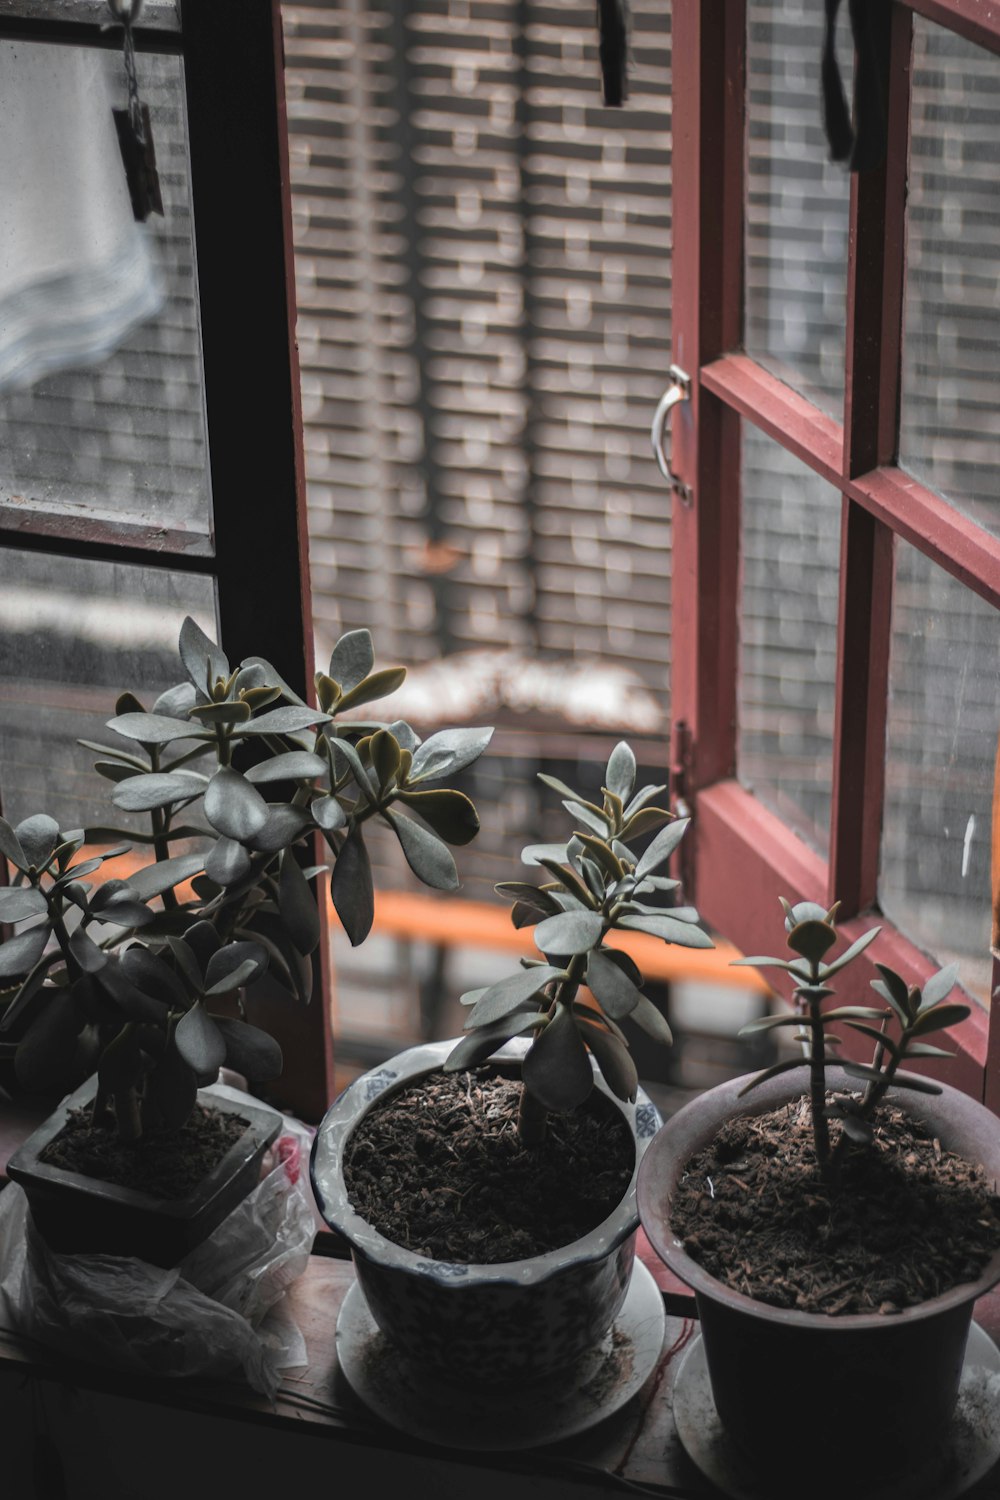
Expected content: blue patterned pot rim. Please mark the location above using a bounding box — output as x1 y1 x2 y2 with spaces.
310 1038 661 1288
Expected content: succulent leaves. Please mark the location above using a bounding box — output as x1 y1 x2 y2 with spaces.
736 900 970 1176
3 619 492 1142
445 740 707 1128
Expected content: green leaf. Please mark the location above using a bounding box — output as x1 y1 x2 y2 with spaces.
537 772 585 802
311 795 347 834
629 992 673 1045
152 681 198 718
204 768 270 842
536 857 593 909
329 629 375 692
385 810 459 891
920 963 961 1010
601 946 644 988
841 1020 899 1055
0 886 46 922
245 750 327 784
336 667 407 714
96 956 169 1022
0 817 28 871
69 929 107 974
634 818 688 880
205 837 252 888
107 713 208 745
818 926 881 978
787 918 838 963
573 832 623 881
331 826 374 946
623 783 668 819
605 741 637 804
620 806 672 842
121 947 188 1008
521 842 568 867
466 964 564 1028
166 936 204 992
838 1112 874 1146
205 957 261 997
521 1004 594 1113
737 1012 808 1036
909 1001 971 1037
733 955 811 980
125 852 203 902
239 655 305 707
534 909 604 957
188 701 252 726
408 726 494 784
586 948 643 1018
279 850 321 955
0 924 50 980
396 788 480 846
15 815 60 870
175 1001 226 1078
563 800 611 837
495 882 560 914
237 706 332 735
244 803 313 853
179 615 229 695
578 1017 638 1102
444 1013 547 1072
111 772 205 813
737 1057 809 1095
78 739 150 771
900 1041 954 1060
215 1017 283 1081
617 912 714 948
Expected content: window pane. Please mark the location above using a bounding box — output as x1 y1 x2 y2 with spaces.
900 19 1000 540
879 542 997 1007
739 425 840 854
0 41 211 542
745 0 851 418
0 548 215 831
0 1 178 25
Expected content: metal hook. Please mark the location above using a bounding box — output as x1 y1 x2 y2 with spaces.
651 364 692 501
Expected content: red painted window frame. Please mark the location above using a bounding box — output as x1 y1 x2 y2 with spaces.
668 0 1000 1107
0 0 334 1122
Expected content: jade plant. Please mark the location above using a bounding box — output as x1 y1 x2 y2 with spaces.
444 741 713 1143
734 899 970 1179
0 616 491 1142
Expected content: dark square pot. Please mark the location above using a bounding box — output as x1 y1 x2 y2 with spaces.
6 1077 282 1267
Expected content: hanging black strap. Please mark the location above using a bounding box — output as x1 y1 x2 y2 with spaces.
821 0 888 173
597 0 629 107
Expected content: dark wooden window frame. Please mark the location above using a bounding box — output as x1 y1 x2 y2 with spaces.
0 0 333 1122
669 0 1000 1107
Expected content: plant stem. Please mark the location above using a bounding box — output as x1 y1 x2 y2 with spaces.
517 1083 549 1146
804 971 831 1175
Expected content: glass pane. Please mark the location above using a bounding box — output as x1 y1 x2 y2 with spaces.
0 41 211 540
900 20 1000 538
879 543 998 1007
739 424 840 853
0 548 215 832
745 0 852 418
0 1 178 24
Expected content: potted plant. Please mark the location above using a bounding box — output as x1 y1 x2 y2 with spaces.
311 741 714 1386
2 616 492 1266
636 898 1000 1489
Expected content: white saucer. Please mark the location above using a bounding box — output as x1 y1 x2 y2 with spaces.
335 1257 666 1450
673 1320 1000 1500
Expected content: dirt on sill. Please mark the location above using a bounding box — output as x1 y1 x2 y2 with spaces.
669 1092 1000 1315
39 1103 248 1200
343 1067 634 1264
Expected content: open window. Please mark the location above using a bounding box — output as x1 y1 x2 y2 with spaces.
668 0 1000 1103
0 0 332 1120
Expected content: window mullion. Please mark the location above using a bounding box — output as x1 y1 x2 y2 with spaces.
828 2 911 917
670 0 744 813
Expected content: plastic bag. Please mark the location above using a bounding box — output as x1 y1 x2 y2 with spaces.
0 1090 315 1399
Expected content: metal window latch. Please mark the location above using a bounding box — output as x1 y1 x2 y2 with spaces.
651 364 692 502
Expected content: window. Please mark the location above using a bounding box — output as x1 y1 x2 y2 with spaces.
0 0 331 1120
668 0 1000 1104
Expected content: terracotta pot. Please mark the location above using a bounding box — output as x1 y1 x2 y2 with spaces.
310 1038 660 1383
7 1075 282 1267
637 1068 1000 1480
